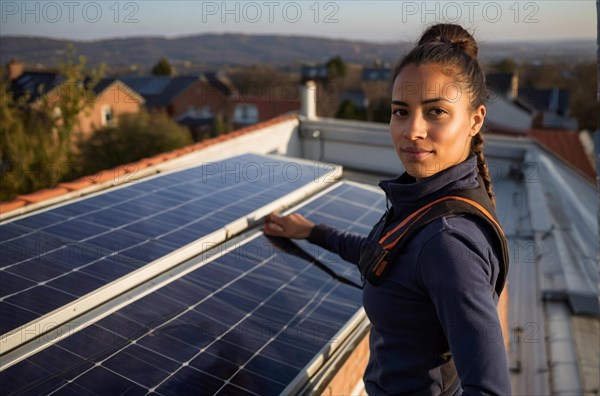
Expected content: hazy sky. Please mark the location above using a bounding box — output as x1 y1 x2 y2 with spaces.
0 0 596 42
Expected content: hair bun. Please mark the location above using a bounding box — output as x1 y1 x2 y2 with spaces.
418 24 478 59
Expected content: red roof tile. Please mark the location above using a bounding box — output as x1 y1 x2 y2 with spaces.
128 160 152 170
17 187 70 204
85 169 118 185
58 178 95 191
528 130 596 181
0 199 27 213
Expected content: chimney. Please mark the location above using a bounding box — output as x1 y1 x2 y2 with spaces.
301 80 317 120
6 58 24 80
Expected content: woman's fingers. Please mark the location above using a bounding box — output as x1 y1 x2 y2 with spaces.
266 221 284 233
263 212 314 239
264 213 284 235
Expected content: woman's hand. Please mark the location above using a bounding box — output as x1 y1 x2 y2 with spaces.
263 212 315 239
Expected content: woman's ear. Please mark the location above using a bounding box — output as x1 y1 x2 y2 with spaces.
470 105 486 136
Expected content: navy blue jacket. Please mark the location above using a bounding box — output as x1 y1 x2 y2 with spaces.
308 156 511 395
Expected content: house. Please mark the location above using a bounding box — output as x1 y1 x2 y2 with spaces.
79 78 145 138
485 71 579 131
230 97 300 128
361 67 391 82
109 73 235 140
0 84 597 396
361 67 392 121
518 87 578 130
300 64 329 83
486 72 518 100
6 60 144 140
484 72 534 132
338 90 369 111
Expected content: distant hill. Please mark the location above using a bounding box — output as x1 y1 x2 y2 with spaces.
0 34 595 70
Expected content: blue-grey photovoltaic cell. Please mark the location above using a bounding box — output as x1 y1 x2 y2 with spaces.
0 182 386 395
0 154 335 335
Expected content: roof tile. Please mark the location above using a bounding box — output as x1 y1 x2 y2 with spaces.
86 169 118 185
58 178 95 191
158 151 181 161
18 187 70 204
529 130 596 180
128 160 152 170
141 155 167 166
0 199 27 213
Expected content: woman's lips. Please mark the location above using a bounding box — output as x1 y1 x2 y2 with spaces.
401 147 433 161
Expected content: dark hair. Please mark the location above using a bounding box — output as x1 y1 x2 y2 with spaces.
393 23 495 207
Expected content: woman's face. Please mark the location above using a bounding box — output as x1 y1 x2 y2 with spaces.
390 63 485 180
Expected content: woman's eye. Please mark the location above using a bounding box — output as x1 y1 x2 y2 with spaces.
392 108 408 116
427 108 447 116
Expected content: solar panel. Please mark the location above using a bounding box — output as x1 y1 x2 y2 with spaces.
0 153 340 352
0 181 386 395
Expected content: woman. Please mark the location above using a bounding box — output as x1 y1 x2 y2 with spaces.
264 23 511 395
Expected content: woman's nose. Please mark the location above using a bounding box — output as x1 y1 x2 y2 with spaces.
404 115 427 140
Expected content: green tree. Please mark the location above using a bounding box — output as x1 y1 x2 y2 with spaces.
326 56 347 80
0 83 61 200
77 110 192 175
50 44 104 159
371 101 391 123
568 62 598 131
335 99 366 121
492 58 517 73
151 57 174 76
0 46 102 201
213 113 229 136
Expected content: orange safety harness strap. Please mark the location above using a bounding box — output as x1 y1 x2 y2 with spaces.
358 176 509 297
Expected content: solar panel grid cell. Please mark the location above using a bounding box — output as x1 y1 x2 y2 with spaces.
0 182 385 395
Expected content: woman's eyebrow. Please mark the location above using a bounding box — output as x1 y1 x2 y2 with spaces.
391 98 451 106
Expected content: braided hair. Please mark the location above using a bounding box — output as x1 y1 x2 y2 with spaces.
392 24 496 207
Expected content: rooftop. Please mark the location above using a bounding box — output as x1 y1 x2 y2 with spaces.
0 110 598 394
9 71 64 103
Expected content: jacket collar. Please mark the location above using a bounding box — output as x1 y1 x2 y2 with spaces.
379 155 479 214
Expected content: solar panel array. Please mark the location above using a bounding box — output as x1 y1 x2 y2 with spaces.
0 181 386 395
0 153 336 338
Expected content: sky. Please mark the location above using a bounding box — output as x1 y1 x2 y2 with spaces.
0 0 596 43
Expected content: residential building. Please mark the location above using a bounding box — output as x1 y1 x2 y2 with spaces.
78 79 145 138
300 64 329 84
108 73 236 140
484 72 534 132
231 97 300 128
519 87 579 130
485 71 579 131
6 60 144 140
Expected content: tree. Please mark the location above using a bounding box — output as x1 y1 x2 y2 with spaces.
371 101 391 123
151 57 174 76
568 62 598 131
213 113 229 136
0 46 103 201
335 100 366 121
49 44 104 159
0 83 62 200
77 110 192 175
326 56 347 80
492 58 516 73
